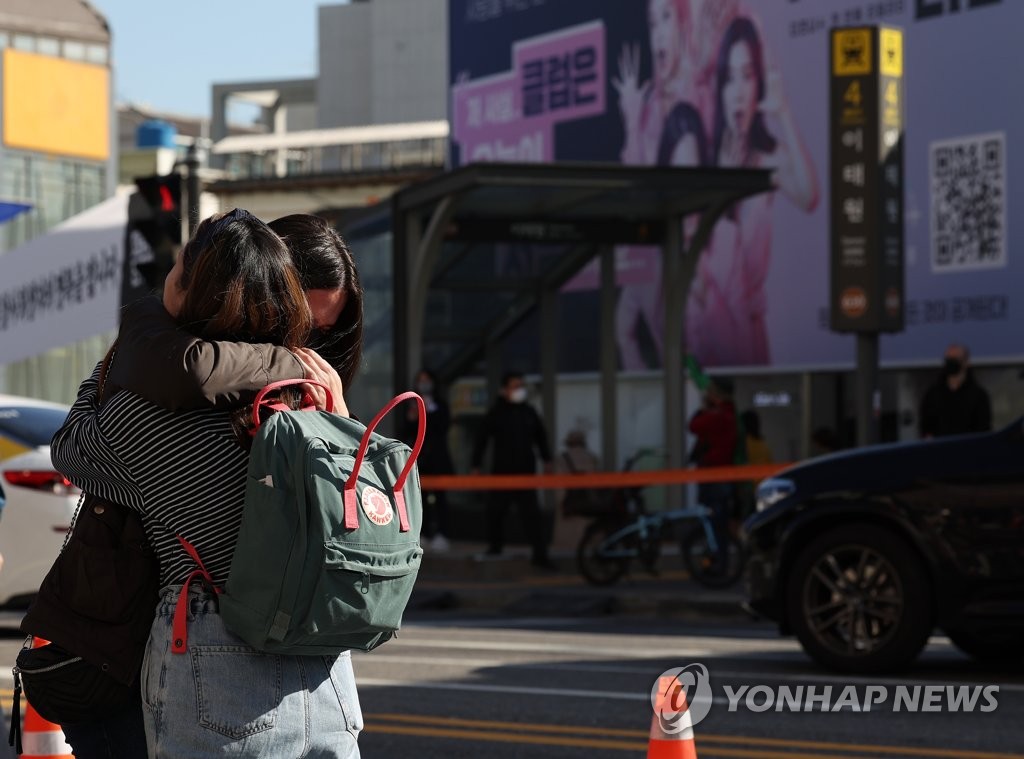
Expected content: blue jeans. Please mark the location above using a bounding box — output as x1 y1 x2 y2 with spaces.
142 586 362 758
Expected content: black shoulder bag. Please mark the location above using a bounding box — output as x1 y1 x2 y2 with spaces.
11 345 160 747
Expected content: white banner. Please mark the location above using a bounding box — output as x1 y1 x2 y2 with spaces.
0 192 128 365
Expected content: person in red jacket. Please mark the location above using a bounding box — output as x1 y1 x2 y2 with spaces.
688 378 738 571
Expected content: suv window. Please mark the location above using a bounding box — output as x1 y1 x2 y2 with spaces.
0 406 69 448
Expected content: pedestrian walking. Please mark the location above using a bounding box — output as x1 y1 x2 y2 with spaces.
688 377 738 571
919 343 992 438
471 372 555 569
405 368 454 551
556 429 602 517
736 409 772 520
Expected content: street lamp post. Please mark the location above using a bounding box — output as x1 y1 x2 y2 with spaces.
184 142 201 238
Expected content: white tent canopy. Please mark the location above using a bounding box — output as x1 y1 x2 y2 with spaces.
0 192 129 366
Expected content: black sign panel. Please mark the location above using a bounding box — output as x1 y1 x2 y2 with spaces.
830 26 905 333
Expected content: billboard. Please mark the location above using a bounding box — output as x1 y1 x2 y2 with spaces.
449 0 1017 371
2 49 110 161
0 193 126 365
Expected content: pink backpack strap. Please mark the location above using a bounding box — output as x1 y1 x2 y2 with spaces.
171 536 222 655
251 379 334 433
343 392 426 532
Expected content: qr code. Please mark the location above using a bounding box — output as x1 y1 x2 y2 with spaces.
930 132 1006 272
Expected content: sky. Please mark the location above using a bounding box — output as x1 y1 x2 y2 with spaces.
91 0 347 118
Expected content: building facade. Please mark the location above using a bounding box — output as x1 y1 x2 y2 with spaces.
0 0 116 400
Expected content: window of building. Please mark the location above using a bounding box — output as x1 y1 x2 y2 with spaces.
12 34 35 52
36 37 59 57
85 44 108 64
62 40 86 60
0 149 108 255
0 33 9 49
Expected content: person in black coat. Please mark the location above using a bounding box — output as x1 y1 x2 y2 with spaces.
919 343 992 438
471 372 555 568
405 369 455 550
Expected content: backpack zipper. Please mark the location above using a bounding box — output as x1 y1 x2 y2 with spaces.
13 656 83 676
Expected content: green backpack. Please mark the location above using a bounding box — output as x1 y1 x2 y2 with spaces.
205 382 424 655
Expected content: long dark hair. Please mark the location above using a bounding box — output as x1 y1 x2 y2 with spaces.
269 214 364 390
177 209 312 348
711 16 777 165
657 101 709 166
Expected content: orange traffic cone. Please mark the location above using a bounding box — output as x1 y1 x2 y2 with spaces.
647 675 698 759
13 638 74 758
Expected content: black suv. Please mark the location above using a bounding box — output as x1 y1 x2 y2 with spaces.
742 421 1024 672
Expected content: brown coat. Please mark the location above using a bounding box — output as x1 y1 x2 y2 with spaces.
108 296 304 409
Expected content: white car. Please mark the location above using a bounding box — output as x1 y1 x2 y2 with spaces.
0 394 78 608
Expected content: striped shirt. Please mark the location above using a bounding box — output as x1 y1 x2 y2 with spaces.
51 362 252 588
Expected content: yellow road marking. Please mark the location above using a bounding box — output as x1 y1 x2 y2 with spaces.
365 723 879 759
369 712 645 738
365 723 646 752
366 713 1024 759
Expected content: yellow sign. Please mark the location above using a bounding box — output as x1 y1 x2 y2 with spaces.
3 49 110 161
833 28 872 76
880 27 903 77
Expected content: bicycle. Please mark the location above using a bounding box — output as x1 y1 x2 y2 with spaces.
574 467 746 589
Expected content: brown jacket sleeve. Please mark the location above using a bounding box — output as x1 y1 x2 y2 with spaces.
108 296 305 410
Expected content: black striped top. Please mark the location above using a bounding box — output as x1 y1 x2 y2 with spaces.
51 362 251 588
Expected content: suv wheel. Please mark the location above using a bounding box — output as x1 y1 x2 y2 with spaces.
787 524 932 673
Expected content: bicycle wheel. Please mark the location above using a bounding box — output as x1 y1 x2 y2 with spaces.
577 518 629 586
682 526 745 588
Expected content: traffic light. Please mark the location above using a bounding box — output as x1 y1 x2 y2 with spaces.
121 173 182 307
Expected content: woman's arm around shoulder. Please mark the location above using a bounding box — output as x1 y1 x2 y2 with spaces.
50 363 146 512
110 296 305 410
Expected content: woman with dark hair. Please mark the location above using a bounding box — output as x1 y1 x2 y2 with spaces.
269 214 363 389
613 0 705 371
686 15 818 367
51 210 363 758
657 100 709 168
615 0 699 166
616 99 709 370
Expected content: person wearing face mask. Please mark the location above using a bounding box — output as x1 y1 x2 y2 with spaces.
918 344 992 439
404 369 454 551
471 372 555 569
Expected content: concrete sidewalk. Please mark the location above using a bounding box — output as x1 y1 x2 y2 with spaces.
410 541 749 621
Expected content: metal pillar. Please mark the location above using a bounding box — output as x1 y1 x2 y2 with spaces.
800 372 813 459
599 245 618 470
208 89 229 170
485 341 502 407
185 143 201 238
540 286 558 511
273 102 288 178
400 196 458 395
662 217 686 476
391 208 419 398
540 286 558 462
855 332 880 446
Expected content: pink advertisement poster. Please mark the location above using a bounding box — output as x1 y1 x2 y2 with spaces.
450 0 1018 371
